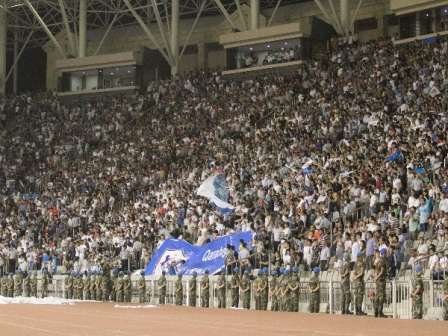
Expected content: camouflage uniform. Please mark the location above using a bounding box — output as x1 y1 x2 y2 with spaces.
240 272 251 309
64 275 73 299
96 275 104 301
7 274 14 297
14 272 23 297
116 273 124 302
270 272 279 312
175 275 183 306
158 273 166 304
253 274 260 310
1 276 8 296
352 257 366 315
411 272 424 319
288 270 299 312
280 272 289 311
23 273 31 297
259 270 269 311
230 272 240 308
138 273 146 304
188 273 197 307
200 272 210 307
124 275 132 302
41 272 49 298
83 275 91 300
30 273 38 297
374 254 387 318
308 270 320 313
216 273 226 309
340 257 352 314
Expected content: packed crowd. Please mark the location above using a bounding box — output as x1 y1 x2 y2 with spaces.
1 37 448 286
238 46 300 68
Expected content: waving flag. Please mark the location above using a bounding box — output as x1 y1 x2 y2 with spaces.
197 174 234 214
386 150 403 162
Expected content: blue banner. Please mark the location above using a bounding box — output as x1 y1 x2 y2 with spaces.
144 231 254 276
144 239 196 276
181 231 254 276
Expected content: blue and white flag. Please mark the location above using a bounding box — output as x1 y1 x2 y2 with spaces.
144 239 196 276
197 174 234 214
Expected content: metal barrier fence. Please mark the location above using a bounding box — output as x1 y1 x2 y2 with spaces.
28 275 445 320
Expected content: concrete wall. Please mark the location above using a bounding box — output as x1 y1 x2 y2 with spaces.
390 0 448 15
44 0 391 90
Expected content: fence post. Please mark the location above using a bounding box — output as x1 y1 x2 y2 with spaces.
329 280 333 314
186 280 190 306
392 280 397 319
429 280 434 309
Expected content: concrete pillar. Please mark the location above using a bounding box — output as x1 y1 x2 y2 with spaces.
13 29 18 94
197 42 208 69
0 0 7 95
416 12 421 36
250 0 259 30
171 0 179 76
340 0 349 36
79 0 87 57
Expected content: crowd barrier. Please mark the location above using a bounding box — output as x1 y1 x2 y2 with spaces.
42 275 446 320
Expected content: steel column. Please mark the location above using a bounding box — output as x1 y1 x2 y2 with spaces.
171 0 179 75
250 0 259 30
13 30 18 94
79 0 87 57
267 0 282 27
340 0 349 35
151 0 175 65
0 0 6 95
94 13 120 56
235 0 247 30
179 0 206 59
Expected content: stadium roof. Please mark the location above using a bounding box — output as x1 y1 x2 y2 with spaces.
3 0 312 49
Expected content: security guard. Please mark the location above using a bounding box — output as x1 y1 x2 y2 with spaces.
200 270 210 308
158 271 167 304
188 272 197 307
308 267 320 313
411 264 424 319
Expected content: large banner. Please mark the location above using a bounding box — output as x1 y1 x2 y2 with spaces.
144 231 253 276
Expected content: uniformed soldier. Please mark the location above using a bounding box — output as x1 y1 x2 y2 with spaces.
175 274 183 306
270 269 279 311
124 274 132 302
200 270 210 308
288 267 299 312
7 274 14 297
111 271 118 301
280 269 290 311
158 271 167 304
1 275 7 296
138 271 146 304
442 276 448 321
84 274 91 300
90 274 97 300
23 272 31 297
411 264 424 319
340 253 352 314
259 268 269 311
230 268 240 308
373 249 387 318
253 270 260 310
14 271 23 297
240 270 251 309
31 272 38 297
116 272 124 302
101 272 111 301
308 267 321 313
216 273 226 309
96 273 104 301
352 252 366 315
64 273 73 299
188 272 197 307
41 270 49 298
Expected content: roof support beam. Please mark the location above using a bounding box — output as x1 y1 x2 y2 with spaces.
267 0 282 27
6 29 33 83
212 0 238 30
151 0 175 65
23 0 66 58
123 0 171 65
58 0 76 57
179 0 206 60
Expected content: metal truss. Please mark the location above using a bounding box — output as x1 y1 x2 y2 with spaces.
1 0 310 51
